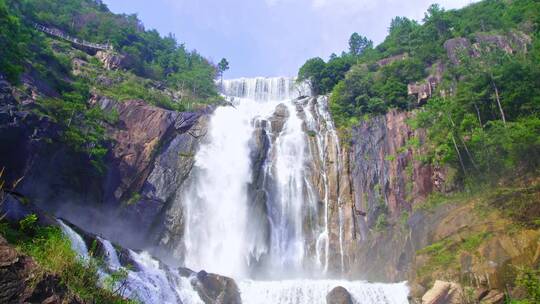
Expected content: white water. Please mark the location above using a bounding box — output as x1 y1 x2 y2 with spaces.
239 280 409 304
58 220 90 261
57 77 409 303
58 220 203 304
183 77 313 278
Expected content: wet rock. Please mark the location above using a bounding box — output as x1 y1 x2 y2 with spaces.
145 113 208 255
192 270 242 304
326 286 353 304
349 109 446 281
269 103 289 135
421 281 463 304
106 100 180 202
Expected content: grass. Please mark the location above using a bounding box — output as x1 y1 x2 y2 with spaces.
0 215 136 304
126 193 142 205
416 232 492 278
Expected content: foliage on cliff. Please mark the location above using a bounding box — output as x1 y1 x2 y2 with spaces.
0 207 135 304
8 0 219 99
0 0 223 171
299 0 540 183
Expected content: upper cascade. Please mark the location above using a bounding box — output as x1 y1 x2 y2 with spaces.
221 77 311 101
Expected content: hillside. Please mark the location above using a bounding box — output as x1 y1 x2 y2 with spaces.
297 0 540 302
0 0 539 303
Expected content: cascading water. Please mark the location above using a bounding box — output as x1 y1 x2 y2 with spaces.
178 77 409 302
59 220 204 304
58 77 409 303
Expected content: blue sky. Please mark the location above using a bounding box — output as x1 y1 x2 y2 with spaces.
103 0 476 78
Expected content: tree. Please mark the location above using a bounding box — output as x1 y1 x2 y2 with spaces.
217 58 230 86
298 57 326 95
349 32 373 56
0 0 29 82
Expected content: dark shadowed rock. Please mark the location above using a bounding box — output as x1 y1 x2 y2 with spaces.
192 270 242 304
106 99 180 202
326 286 353 304
0 236 83 304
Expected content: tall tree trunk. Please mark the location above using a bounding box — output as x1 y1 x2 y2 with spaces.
451 134 467 174
490 76 506 126
448 114 478 170
473 103 483 128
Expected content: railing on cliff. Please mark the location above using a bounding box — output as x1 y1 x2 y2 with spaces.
33 23 113 52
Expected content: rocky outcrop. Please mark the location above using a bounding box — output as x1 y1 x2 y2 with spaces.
144 112 209 256
444 32 530 65
326 286 353 304
377 53 408 67
105 99 180 202
350 109 444 228
95 51 126 70
192 270 242 304
0 236 83 304
408 62 445 104
421 281 464 304
268 103 289 136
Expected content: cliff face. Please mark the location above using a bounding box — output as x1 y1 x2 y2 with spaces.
341 109 447 280
343 108 540 302
0 75 211 251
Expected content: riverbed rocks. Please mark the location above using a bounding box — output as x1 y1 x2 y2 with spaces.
326 286 353 304
192 270 242 304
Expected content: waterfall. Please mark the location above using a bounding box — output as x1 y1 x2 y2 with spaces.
58 220 203 304
182 77 325 278
58 220 90 261
239 280 409 304
221 77 310 101
57 77 410 303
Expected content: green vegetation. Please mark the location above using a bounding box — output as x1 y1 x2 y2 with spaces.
510 268 540 304
8 0 219 100
298 0 540 186
417 232 491 277
374 213 388 231
0 0 225 171
37 80 110 171
0 0 29 82
126 193 141 205
0 215 135 303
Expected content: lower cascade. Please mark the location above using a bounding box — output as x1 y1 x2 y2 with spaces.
61 77 410 303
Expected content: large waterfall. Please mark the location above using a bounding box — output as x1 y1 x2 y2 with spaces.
183 77 340 278
59 77 409 303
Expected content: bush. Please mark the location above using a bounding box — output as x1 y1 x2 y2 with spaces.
1 220 134 303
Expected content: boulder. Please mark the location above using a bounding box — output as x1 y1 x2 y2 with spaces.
192 270 242 304
0 236 82 303
479 289 505 304
326 286 353 304
421 281 464 304
269 103 289 135
95 51 126 70
444 37 472 65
